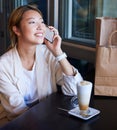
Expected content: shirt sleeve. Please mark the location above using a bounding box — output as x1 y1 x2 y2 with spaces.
0 70 28 116
56 66 83 96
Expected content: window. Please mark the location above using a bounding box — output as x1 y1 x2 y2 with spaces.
72 0 95 45
59 0 117 47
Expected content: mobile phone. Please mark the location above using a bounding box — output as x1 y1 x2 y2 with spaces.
45 27 54 43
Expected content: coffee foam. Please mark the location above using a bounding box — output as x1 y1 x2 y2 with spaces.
80 81 90 86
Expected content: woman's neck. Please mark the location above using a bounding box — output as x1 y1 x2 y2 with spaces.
17 45 36 70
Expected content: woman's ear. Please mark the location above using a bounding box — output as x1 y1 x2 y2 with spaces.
12 26 20 36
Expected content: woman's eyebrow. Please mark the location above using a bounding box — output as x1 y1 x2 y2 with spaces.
26 17 43 21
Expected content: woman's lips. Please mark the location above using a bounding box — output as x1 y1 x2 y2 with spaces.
35 33 43 37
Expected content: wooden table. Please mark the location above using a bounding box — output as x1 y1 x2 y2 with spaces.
1 93 117 130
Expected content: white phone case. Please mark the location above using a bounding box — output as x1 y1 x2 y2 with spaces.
45 27 54 43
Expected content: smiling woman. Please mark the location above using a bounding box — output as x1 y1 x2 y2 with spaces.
14 10 46 44
0 4 83 126
8 5 45 48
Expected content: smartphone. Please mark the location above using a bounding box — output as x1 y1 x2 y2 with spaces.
45 27 54 43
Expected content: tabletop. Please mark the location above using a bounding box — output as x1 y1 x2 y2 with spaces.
1 92 117 130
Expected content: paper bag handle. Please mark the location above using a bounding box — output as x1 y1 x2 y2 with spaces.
108 30 117 46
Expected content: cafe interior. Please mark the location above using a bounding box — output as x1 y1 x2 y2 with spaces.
0 0 117 130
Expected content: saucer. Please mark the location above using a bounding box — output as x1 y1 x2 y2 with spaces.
68 106 100 120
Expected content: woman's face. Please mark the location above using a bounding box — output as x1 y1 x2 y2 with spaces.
15 10 46 45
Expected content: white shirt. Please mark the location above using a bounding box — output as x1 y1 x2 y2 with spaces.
23 63 38 105
0 44 83 118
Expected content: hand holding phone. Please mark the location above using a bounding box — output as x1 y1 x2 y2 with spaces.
45 27 54 43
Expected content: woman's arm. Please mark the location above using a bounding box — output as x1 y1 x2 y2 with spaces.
44 26 75 76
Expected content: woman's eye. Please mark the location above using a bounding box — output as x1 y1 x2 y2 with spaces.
29 21 35 24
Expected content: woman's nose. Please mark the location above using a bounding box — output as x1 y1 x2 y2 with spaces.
36 22 44 29
37 23 46 31
37 24 41 30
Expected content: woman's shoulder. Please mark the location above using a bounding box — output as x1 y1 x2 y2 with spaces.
0 48 14 61
0 47 16 68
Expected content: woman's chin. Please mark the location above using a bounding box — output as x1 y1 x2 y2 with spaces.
36 40 44 44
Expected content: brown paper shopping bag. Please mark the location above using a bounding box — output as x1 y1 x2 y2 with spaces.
95 17 117 96
96 17 117 46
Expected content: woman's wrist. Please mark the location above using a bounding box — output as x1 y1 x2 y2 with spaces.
56 52 67 62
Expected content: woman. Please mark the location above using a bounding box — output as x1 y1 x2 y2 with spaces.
0 5 83 125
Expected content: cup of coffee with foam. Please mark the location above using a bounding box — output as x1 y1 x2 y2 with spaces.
77 80 92 116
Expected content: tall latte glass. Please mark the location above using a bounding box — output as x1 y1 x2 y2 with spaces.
77 80 92 116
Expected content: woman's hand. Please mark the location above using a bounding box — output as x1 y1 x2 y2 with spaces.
44 26 63 56
44 26 75 76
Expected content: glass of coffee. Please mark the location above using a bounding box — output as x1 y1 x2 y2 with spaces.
77 80 92 116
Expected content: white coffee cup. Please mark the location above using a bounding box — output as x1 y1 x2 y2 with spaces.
77 80 92 116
